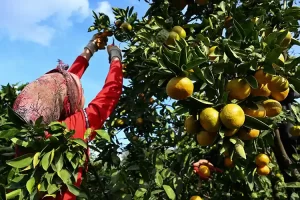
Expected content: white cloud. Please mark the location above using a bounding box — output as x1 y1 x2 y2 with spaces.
94 1 114 22
0 0 90 46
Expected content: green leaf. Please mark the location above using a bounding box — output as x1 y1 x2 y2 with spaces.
95 130 111 142
283 182 300 188
58 169 72 184
0 128 19 139
194 45 206 58
6 153 33 168
11 138 29 147
66 184 80 196
33 152 40 168
5 189 21 200
185 58 207 70
235 140 246 159
26 177 35 194
134 188 147 198
162 52 183 76
54 153 64 172
41 149 55 171
245 76 258 89
291 38 300 46
244 115 271 130
163 185 176 200
288 77 300 94
233 19 245 39
128 6 134 16
71 139 87 148
190 97 214 106
178 47 188 68
88 26 96 32
224 44 242 64
47 184 59 195
286 57 300 72
155 172 163 187
196 33 210 46
201 67 215 85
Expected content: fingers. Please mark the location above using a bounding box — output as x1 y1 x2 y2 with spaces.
95 37 108 50
193 159 212 167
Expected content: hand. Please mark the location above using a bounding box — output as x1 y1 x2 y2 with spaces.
91 32 109 50
84 32 112 55
107 44 122 63
193 159 214 172
192 159 223 178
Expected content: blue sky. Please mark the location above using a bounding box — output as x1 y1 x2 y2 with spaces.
0 0 148 105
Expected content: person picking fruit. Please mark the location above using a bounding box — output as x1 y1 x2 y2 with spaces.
12 32 123 200
193 159 223 179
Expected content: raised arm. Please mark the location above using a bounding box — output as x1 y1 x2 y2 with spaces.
85 46 123 140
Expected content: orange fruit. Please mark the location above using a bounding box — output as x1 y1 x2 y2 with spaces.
262 99 282 117
238 128 260 140
251 83 271 97
220 104 245 129
136 117 143 125
243 104 266 118
223 150 230 157
115 20 122 27
255 153 270 167
149 97 155 104
226 79 251 100
196 131 217 146
268 76 289 92
184 115 201 134
199 107 221 132
257 165 270 175
165 31 180 45
190 196 202 200
120 22 132 31
115 119 124 126
199 165 210 177
224 16 233 28
172 26 186 38
224 157 234 168
208 46 218 61
271 87 289 101
166 77 194 100
254 69 272 84
224 128 239 137
132 136 139 141
102 30 113 37
289 126 300 137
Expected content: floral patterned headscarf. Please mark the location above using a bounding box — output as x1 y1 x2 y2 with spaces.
13 60 83 125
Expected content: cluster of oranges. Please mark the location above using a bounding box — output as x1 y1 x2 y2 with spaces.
165 25 187 46
255 153 271 175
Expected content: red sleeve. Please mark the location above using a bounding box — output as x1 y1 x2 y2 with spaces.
62 110 87 140
67 56 89 79
86 59 123 140
62 59 123 141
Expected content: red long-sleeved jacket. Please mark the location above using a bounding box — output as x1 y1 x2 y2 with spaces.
53 56 123 200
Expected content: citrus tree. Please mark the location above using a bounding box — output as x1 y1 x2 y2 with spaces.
85 0 300 199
